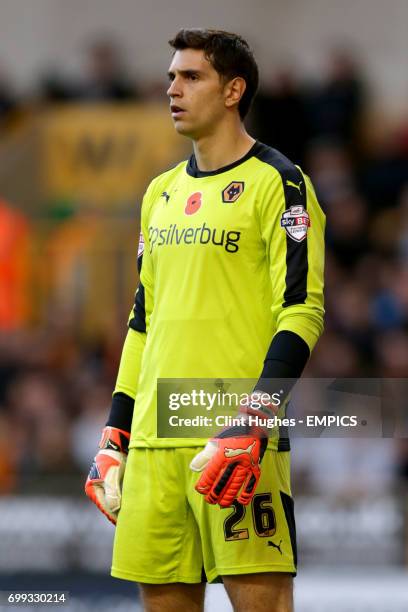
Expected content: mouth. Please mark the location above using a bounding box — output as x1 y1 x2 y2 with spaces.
170 104 186 118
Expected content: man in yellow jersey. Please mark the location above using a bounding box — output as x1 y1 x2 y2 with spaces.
85 29 325 612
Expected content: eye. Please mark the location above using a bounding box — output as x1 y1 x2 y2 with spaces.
189 73 198 81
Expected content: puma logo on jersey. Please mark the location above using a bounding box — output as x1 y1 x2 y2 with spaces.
268 539 283 555
286 180 303 194
161 191 170 203
224 440 256 459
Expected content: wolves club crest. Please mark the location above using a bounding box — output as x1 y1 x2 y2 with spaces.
222 181 244 203
280 205 310 242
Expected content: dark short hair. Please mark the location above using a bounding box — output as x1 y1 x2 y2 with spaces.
169 28 259 120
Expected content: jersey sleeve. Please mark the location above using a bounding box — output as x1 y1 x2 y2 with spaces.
113 183 156 399
259 167 325 352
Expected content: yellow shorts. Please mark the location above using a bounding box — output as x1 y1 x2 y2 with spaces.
111 448 297 584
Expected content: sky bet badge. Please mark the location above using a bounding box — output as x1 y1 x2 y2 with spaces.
280 205 310 242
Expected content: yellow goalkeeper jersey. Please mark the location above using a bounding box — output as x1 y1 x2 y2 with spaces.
114 141 325 449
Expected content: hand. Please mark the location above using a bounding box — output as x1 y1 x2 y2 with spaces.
190 433 267 507
85 426 130 525
190 391 278 507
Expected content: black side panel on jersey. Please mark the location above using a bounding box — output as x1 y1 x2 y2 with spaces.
255 143 309 452
129 252 146 332
280 491 298 569
137 250 143 273
254 143 308 308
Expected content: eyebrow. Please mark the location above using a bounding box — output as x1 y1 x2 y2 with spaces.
167 69 204 79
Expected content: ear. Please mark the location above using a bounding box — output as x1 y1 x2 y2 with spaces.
224 76 247 111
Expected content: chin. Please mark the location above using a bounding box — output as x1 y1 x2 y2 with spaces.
174 120 205 140
174 122 194 137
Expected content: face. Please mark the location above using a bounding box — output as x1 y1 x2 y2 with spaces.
167 48 230 139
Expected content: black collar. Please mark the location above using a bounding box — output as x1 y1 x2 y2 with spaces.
186 141 263 177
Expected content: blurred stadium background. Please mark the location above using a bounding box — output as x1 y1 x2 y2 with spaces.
0 1 407 610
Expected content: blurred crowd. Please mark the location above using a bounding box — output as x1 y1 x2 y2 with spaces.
0 39 407 499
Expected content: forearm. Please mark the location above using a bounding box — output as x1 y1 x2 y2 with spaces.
255 330 310 398
106 327 146 431
114 327 146 398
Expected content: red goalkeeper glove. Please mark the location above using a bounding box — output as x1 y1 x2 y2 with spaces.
190 392 277 507
85 426 130 525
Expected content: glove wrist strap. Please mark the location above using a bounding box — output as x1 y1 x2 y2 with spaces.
99 426 130 454
214 392 278 442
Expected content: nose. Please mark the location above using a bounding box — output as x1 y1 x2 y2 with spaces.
167 77 181 98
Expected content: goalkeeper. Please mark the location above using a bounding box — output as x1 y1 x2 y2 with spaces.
86 28 324 612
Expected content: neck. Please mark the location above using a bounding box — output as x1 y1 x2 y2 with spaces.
192 118 255 172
